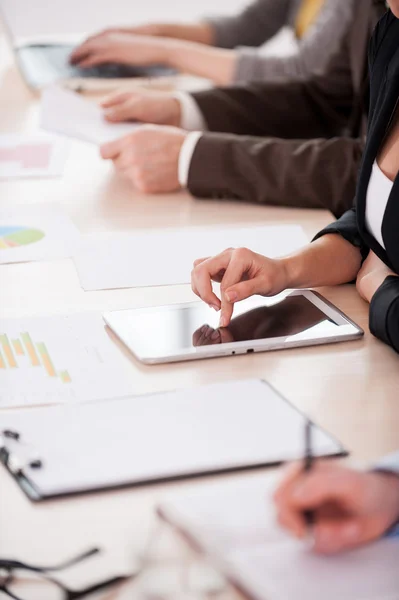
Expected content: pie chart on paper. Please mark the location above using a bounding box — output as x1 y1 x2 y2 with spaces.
0 226 45 250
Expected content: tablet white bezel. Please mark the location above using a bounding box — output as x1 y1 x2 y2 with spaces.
103 290 364 365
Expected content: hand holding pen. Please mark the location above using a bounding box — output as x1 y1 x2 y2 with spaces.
273 428 399 554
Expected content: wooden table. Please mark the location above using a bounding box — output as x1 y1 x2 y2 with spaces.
1 20 399 600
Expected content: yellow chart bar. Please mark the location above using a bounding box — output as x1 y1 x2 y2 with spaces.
21 333 40 367
37 342 56 377
12 339 24 356
60 370 72 384
0 350 5 369
0 334 17 368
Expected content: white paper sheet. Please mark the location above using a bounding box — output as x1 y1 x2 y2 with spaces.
0 313 134 408
0 379 343 496
40 85 140 144
160 475 399 600
73 224 308 291
0 203 80 264
0 133 68 179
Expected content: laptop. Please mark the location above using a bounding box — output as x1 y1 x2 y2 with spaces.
0 4 176 89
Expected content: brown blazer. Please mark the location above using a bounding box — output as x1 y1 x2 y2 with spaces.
188 0 387 218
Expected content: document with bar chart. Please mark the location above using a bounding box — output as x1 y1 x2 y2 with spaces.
0 313 135 408
0 133 68 180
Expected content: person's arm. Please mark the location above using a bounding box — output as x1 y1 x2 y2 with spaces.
191 235 362 326
205 0 290 49
130 22 216 45
232 0 355 84
367 276 399 353
187 134 364 217
70 0 291 83
89 22 216 45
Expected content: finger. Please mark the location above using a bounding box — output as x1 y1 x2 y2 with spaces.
104 98 143 123
76 53 107 68
314 518 365 554
113 150 136 172
219 249 253 327
191 253 233 309
193 257 210 268
101 92 134 109
274 462 304 505
277 506 307 539
224 277 264 305
70 43 95 64
286 469 361 513
100 136 130 160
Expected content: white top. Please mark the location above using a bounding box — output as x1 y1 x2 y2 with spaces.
365 160 394 250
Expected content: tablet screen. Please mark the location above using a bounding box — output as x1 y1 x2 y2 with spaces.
107 294 347 359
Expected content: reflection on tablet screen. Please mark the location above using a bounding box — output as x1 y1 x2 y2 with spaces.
118 295 340 358
192 295 335 347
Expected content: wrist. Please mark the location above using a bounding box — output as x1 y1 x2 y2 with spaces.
373 471 399 531
279 255 301 290
163 39 185 69
211 49 237 85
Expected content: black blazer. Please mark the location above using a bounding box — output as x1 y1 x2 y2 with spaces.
315 9 399 353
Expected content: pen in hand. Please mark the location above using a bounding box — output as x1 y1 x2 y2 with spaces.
303 419 315 528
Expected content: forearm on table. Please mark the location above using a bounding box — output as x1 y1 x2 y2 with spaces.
152 22 216 45
280 234 362 290
164 41 236 85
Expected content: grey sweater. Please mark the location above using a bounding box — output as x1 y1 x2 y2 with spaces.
206 0 355 83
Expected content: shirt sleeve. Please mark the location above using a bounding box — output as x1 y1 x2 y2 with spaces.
373 451 399 538
173 92 208 132
369 275 399 354
178 132 203 187
374 451 399 477
233 0 355 84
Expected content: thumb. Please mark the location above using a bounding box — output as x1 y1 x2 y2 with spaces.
225 277 265 303
100 92 133 109
314 518 364 554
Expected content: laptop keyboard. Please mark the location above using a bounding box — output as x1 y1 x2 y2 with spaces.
17 44 176 86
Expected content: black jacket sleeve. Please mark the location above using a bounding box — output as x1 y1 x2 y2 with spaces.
369 276 399 353
312 207 369 260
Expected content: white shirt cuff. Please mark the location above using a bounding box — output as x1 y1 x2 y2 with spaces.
178 131 203 187
174 92 208 131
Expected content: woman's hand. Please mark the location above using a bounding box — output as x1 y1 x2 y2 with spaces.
70 32 173 69
191 248 290 327
274 461 399 554
356 251 396 303
100 90 181 127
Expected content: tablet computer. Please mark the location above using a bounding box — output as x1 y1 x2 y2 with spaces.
103 290 364 365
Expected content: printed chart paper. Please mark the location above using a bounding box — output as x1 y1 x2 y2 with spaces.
0 203 80 264
0 133 68 179
73 224 308 290
0 133 68 180
0 313 134 408
41 85 140 144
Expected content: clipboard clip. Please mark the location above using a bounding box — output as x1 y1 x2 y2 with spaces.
0 429 43 474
